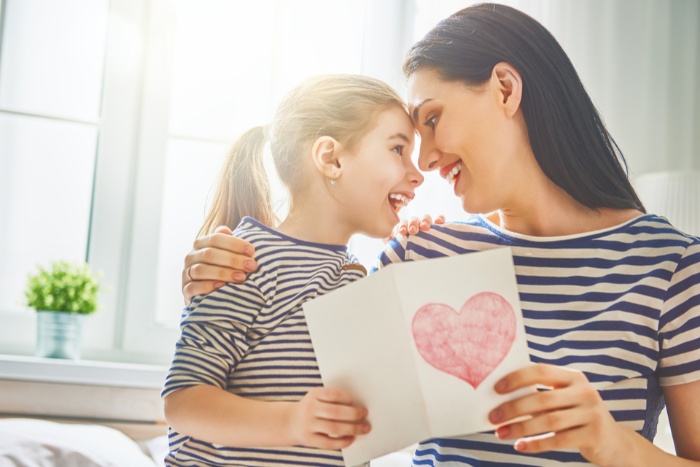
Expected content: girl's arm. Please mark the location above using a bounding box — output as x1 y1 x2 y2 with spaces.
489 364 700 466
164 384 370 450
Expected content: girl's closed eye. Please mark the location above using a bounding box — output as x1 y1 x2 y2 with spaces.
392 145 405 156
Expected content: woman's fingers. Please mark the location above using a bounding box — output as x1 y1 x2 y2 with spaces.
390 214 446 240
513 427 578 453
189 230 255 266
489 363 626 465
188 262 248 283
495 406 585 440
495 363 585 394
183 280 226 304
187 244 256 271
181 228 257 303
490 385 576 425
213 225 234 235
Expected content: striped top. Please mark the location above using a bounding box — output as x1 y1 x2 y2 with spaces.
376 214 700 466
162 217 367 467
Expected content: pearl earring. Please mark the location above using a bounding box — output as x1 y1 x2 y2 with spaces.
329 179 337 186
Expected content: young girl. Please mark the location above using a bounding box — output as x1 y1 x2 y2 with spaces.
161 74 423 466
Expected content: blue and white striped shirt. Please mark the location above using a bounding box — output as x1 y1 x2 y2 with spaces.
376 214 700 466
162 217 367 467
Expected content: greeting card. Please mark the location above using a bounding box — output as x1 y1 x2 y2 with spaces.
303 247 532 466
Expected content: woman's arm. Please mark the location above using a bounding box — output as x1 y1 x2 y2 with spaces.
665 380 700 460
164 384 370 450
489 364 700 466
182 217 445 303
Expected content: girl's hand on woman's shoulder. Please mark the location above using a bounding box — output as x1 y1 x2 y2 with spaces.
287 387 371 450
488 363 641 467
182 225 258 304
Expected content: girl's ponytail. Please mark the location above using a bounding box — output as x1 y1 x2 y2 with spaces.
198 126 277 236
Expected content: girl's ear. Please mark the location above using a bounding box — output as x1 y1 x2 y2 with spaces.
491 62 523 118
311 136 343 179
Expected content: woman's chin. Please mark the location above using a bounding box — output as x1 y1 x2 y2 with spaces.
461 197 490 216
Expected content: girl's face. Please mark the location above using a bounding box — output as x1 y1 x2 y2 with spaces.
337 106 423 238
406 68 518 214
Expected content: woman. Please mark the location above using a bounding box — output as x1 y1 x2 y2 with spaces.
180 4 700 466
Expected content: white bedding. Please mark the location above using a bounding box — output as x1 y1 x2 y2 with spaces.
0 419 165 467
0 418 412 466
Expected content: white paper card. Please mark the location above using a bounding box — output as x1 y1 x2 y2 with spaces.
303 247 532 466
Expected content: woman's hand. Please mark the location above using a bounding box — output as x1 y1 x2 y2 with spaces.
182 226 257 304
288 387 371 450
489 363 638 466
387 214 445 240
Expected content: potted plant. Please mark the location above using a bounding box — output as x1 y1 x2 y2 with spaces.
25 260 102 360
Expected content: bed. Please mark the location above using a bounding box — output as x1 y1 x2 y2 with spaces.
0 370 169 466
0 366 412 466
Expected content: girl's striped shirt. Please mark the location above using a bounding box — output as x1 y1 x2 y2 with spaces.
376 214 700 466
162 217 366 467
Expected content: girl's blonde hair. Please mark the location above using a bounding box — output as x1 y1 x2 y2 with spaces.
199 74 406 236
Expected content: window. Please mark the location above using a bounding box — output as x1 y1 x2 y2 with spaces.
0 0 109 354
0 0 419 363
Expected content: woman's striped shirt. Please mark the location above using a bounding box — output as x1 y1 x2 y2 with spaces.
162 217 367 467
376 214 700 466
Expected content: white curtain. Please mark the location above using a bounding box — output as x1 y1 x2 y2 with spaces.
546 0 700 177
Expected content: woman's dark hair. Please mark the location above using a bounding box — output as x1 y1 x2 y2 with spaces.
403 3 645 212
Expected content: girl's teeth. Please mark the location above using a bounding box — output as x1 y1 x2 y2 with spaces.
389 193 410 207
446 162 462 185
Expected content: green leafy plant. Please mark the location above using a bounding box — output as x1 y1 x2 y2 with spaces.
25 261 102 314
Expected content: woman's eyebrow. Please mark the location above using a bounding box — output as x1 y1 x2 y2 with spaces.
411 98 433 123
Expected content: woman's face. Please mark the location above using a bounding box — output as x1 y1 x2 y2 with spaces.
406 68 518 214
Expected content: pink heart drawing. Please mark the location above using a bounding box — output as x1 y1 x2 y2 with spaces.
412 292 516 389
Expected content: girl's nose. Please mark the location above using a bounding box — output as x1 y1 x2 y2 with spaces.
405 152 425 188
418 142 440 172
409 165 424 187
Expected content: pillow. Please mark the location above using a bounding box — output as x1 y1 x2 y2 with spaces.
0 418 157 467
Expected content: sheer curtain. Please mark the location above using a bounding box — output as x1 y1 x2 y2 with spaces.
544 0 700 177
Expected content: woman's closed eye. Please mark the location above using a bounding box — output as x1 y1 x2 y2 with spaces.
424 115 438 130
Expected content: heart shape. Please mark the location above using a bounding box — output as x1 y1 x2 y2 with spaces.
412 292 516 389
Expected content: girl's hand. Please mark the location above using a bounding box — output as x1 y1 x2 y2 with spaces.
388 214 445 240
288 387 371 450
489 363 635 467
182 225 257 304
